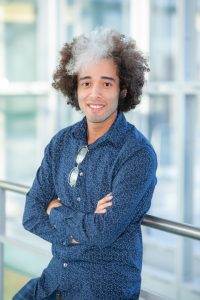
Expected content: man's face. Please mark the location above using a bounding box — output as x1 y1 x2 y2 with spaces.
77 58 120 126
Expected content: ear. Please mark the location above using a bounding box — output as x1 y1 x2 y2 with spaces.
120 89 127 98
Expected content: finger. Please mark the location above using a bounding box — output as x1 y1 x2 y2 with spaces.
52 202 62 208
98 202 112 209
71 239 79 244
97 199 113 209
96 209 107 214
98 195 113 204
50 200 60 206
96 203 112 214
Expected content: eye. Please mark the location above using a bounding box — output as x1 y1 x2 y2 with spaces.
104 82 112 87
82 82 90 87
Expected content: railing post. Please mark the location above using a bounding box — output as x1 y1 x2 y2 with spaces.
0 188 5 300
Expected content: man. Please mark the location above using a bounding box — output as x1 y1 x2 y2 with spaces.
13 28 157 300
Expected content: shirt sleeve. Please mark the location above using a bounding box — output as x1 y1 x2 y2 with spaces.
22 139 69 245
49 145 157 248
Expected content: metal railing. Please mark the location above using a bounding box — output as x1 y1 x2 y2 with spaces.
140 289 174 300
1 180 200 241
1 180 200 300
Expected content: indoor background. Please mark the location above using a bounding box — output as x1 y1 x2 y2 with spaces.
0 0 200 299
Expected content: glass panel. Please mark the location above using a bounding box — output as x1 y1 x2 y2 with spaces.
142 229 176 299
196 0 200 80
127 94 178 221
5 191 52 247
150 0 177 81
5 191 51 298
0 95 55 184
191 95 200 295
4 265 31 300
192 240 200 289
63 0 130 41
194 96 200 227
149 95 177 221
0 1 50 82
4 244 50 298
0 1 37 82
142 230 200 300
139 94 200 299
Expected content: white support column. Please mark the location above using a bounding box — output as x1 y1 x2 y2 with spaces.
130 0 150 54
0 188 6 300
0 112 5 179
175 0 197 299
0 5 6 80
35 0 59 162
129 0 150 134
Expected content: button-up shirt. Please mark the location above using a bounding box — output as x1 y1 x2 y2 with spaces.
23 112 157 300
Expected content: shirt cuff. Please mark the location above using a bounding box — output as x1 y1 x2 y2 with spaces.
49 205 77 244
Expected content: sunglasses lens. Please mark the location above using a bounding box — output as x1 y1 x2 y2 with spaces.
68 166 79 187
68 146 88 188
76 146 88 164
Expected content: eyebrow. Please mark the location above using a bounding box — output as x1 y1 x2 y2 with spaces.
79 76 116 81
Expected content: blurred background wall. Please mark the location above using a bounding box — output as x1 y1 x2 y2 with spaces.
0 0 200 299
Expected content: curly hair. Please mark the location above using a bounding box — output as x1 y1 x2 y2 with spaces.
52 28 149 112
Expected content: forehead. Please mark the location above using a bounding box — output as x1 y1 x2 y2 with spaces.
77 58 119 78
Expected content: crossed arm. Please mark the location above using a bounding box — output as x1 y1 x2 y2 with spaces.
23 141 157 248
46 194 113 244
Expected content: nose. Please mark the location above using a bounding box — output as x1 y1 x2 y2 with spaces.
90 84 102 99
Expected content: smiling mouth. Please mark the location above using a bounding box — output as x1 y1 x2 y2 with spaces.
87 104 105 112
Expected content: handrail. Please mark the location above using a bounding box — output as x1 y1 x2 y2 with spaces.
142 215 200 240
0 180 189 300
0 180 28 194
140 288 174 300
1 180 200 240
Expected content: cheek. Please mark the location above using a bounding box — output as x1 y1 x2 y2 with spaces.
77 90 88 101
110 93 120 106
77 92 85 106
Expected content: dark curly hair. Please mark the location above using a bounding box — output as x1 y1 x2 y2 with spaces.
52 29 149 112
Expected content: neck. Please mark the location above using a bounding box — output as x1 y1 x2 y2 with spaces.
87 112 118 144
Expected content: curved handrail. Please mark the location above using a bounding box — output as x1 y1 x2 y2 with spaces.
0 180 200 240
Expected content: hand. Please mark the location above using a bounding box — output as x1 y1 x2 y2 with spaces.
71 238 79 245
46 198 62 215
95 193 113 214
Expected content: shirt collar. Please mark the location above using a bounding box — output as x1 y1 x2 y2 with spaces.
71 112 129 148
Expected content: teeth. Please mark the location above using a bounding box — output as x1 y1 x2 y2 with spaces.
89 105 103 109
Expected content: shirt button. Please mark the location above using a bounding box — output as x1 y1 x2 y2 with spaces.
62 241 66 246
79 172 84 176
77 197 81 201
63 262 68 268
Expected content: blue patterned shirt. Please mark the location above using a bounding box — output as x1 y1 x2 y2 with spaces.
23 112 157 300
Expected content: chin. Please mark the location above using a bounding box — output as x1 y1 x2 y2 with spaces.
88 116 106 123
86 110 117 124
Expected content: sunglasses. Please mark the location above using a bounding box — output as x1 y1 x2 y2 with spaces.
68 145 89 187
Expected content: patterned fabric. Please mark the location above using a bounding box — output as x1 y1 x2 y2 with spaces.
20 112 157 299
13 279 62 299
